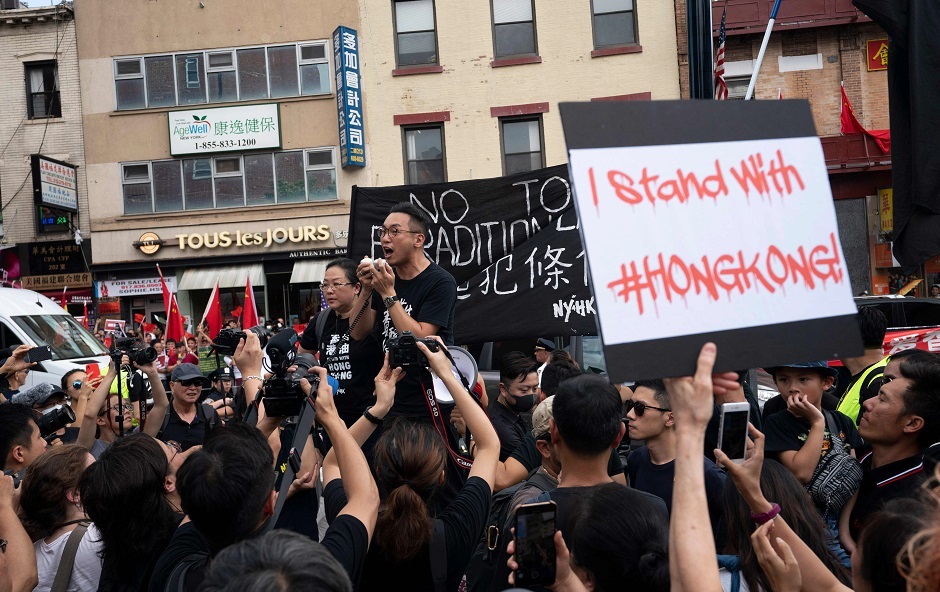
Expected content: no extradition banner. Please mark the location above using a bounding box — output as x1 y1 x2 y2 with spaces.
560 100 863 381
348 165 596 343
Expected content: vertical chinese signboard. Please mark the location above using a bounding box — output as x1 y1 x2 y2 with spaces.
333 26 366 168
879 188 893 233
867 39 888 72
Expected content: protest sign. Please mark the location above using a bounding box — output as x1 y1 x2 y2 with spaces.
348 165 595 343
560 100 863 381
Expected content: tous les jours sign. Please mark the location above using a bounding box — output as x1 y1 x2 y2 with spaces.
176 225 331 251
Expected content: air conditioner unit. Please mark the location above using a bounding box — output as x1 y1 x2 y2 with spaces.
1 0 22 11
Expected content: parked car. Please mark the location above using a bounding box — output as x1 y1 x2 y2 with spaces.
853 295 940 330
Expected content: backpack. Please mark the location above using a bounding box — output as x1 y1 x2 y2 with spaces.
158 402 219 440
465 469 556 592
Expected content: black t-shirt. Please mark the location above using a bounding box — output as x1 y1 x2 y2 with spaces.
300 310 384 427
98 515 181 592
129 369 153 403
158 404 218 451
488 400 529 462
763 409 862 456
511 434 624 478
148 522 209 592
849 451 927 540
371 262 457 418
324 476 490 592
626 445 726 531
549 483 668 542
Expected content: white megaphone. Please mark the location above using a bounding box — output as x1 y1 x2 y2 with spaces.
429 345 479 404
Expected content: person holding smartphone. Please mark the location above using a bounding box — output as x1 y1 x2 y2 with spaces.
625 379 727 534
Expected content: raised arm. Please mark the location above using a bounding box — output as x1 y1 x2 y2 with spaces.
140 362 169 437
418 339 499 488
76 363 118 451
663 343 725 592
349 261 378 341
306 367 379 540
776 396 825 484
0 475 38 592
232 332 264 409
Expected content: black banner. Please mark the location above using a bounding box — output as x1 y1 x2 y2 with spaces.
349 165 597 343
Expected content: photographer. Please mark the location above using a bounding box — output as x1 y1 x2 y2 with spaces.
0 344 35 400
11 384 77 446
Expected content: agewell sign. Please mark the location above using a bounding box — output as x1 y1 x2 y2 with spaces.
168 104 281 156
560 100 863 381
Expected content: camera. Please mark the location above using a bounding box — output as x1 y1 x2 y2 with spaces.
36 404 77 441
387 331 441 369
262 352 319 417
214 325 271 355
2 468 22 488
110 337 157 366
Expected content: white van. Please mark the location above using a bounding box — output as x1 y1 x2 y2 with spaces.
0 287 109 389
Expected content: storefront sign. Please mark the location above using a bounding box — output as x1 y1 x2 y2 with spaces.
98 298 121 315
21 272 92 291
874 243 896 268
135 232 164 255
98 276 178 298
879 188 893 232
333 26 366 168
560 100 861 381
867 39 889 71
174 225 331 251
288 248 347 259
31 155 78 212
168 103 281 156
27 240 85 274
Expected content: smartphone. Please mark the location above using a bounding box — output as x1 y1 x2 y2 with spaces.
25 345 52 363
514 501 557 587
718 402 750 463
85 363 102 382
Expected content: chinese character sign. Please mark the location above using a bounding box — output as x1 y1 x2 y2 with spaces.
867 39 889 71
334 26 366 168
167 104 282 156
31 155 78 212
879 188 893 232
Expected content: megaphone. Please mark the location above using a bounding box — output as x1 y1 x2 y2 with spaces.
429 345 479 404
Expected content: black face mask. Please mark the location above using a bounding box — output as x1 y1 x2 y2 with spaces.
507 394 536 413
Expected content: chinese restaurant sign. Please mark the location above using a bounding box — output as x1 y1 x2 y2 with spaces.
560 100 863 382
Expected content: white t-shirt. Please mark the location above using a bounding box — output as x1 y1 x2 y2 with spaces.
34 523 103 592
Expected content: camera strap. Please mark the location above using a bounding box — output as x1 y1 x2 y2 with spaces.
420 377 474 471
263 394 317 533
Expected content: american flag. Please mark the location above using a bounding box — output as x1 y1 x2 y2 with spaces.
714 5 728 100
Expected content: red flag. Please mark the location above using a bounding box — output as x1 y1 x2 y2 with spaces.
83 301 88 328
242 276 259 329
713 5 728 100
230 305 243 319
61 286 68 309
201 281 224 338
156 264 172 314
133 313 145 324
165 294 185 342
840 82 891 153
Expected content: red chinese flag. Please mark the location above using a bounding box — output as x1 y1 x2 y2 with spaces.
242 276 259 329
61 287 68 309
134 313 145 324
156 264 172 314
201 281 224 338
840 83 891 153
165 294 185 342
83 301 88 327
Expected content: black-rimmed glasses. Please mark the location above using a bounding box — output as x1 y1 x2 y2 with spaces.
321 282 356 291
375 226 421 239
624 400 671 417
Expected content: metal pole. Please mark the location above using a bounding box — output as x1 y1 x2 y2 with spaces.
745 0 784 100
688 0 715 99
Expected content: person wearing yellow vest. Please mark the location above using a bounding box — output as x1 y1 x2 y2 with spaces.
837 307 889 424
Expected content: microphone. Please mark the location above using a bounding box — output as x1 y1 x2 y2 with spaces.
265 329 298 368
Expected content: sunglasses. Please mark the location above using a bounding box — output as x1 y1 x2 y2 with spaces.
624 400 671 417
177 379 205 387
72 381 84 390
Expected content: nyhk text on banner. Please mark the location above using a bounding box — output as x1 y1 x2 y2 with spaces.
560 100 862 382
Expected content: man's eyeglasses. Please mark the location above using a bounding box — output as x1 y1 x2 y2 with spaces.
375 226 421 239
177 379 204 387
624 400 671 417
321 282 356 291
165 440 182 463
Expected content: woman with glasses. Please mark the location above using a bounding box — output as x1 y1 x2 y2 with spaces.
61 368 103 430
76 358 170 458
624 379 726 533
298 258 384 428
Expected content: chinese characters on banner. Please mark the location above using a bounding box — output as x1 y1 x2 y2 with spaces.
21 272 92 291
31 155 78 212
867 39 888 71
334 26 366 168
560 100 862 381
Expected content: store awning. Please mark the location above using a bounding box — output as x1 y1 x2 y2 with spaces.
290 259 328 284
178 264 265 290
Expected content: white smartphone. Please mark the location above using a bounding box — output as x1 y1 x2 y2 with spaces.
717 402 750 463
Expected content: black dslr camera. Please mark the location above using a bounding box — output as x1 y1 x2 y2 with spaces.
263 352 320 417
214 325 270 355
37 404 77 442
387 331 441 369
110 336 157 366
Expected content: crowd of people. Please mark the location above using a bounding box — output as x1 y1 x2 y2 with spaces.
1 202 940 592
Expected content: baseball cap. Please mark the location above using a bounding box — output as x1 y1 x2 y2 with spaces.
535 338 555 352
765 360 839 379
208 367 234 382
11 383 68 408
171 363 207 383
531 396 555 439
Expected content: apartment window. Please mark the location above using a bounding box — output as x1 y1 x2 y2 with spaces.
727 76 752 100
112 41 331 110
25 61 61 119
394 0 438 67
121 148 337 214
492 0 537 58
403 126 445 184
501 117 543 175
592 0 638 49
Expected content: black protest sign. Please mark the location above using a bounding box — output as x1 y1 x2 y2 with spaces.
348 165 596 343
560 100 863 382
